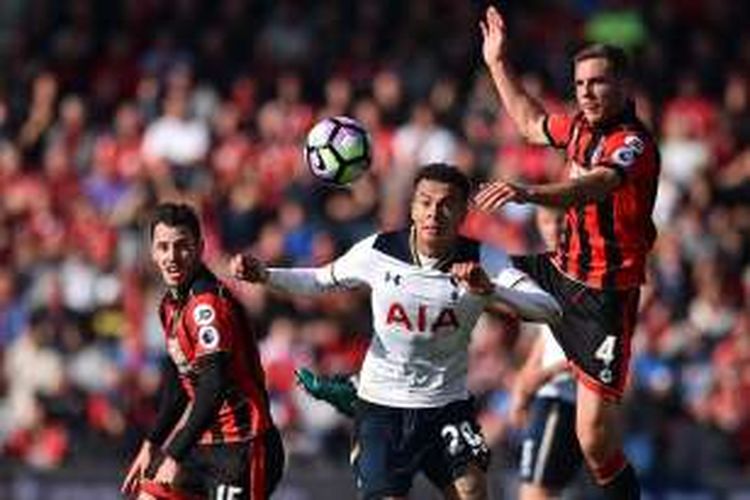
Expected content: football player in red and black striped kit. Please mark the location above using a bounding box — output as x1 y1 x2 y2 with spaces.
477 6 660 499
122 203 283 500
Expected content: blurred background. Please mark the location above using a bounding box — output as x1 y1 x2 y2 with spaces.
0 0 749 498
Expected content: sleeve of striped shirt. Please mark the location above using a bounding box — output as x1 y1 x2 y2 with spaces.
542 113 575 149
164 352 229 461
596 131 656 182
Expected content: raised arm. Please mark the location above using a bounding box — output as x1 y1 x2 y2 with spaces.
480 6 548 144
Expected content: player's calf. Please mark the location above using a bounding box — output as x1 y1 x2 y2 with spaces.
576 385 639 499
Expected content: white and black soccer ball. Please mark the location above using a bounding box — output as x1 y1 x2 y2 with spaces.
304 116 371 185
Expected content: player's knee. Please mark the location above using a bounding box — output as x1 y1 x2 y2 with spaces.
519 483 557 500
448 469 487 500
138 481 198 500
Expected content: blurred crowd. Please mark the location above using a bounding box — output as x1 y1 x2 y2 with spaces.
0 0 749 492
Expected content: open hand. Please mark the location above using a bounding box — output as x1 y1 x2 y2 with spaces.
151 455 179 485
473 181 528 212
479 6 509 68
121 441 152 497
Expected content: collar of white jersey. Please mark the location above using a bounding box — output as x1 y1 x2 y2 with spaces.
409 226 457 271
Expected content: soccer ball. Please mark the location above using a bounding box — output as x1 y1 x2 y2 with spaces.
304 116 371 185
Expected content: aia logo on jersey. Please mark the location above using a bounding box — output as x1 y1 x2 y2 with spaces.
386 303 459 334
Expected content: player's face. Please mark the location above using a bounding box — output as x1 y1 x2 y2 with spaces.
151 223 202 288
574 57 626 126
411 179 467 252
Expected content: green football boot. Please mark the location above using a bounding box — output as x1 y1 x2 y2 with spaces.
295 368 357 417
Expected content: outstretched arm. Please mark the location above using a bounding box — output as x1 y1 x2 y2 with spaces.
480 5 548 144
230 253 342 295
231 236 373 295
451 262 562 323
473 166 621 211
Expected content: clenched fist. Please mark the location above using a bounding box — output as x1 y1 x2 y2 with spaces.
229 253 269 283
450 261 494 296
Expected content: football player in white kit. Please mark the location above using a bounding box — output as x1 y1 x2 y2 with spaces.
230 163 562 500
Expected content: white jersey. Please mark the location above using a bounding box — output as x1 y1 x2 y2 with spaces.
536 325 576 403
326 230 532 408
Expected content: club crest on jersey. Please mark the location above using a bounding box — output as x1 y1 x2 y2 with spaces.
386 303 459 334
193 304 216 326
198 325 220 349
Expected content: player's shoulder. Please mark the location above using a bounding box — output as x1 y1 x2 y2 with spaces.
372 229 411 263
186 268 235 315
607 111 657 148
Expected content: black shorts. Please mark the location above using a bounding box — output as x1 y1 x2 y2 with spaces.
147 427 285 500
519 397 582 490
351 398 490 499
512 254 640 400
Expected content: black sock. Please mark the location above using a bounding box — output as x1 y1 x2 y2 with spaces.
602 463 640 500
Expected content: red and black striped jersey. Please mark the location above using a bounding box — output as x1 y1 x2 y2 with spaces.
542 105 660 290
159 267 273 444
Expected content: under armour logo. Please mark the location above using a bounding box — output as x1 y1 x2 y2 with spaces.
385 271 402 286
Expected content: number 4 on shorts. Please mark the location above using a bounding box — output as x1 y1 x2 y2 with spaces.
594 335 616 365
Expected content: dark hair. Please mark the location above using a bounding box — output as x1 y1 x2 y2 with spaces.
149 202 202 241
413 163 471 201
573 43 629 79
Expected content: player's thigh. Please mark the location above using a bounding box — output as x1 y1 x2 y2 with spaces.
509 254 559 293
441 462 487 500
201 428 285 500
552 283 640 401
351 400 417 499
519 398 581 494
422 399 490 495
